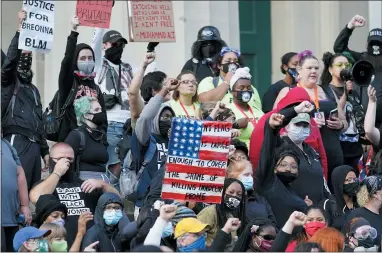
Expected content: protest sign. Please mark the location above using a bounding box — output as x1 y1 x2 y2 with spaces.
128 0 176 42
19 0 55 53
76 0 113 28
161 118 232 204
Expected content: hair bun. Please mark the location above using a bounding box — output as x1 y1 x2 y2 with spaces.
298 50 313 61
322 52 334 66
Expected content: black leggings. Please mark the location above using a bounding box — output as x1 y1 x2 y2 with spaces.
2 226 19 252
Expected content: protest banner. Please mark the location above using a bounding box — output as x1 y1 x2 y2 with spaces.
76 0 113 28
19 0 55 53
128 0 176 42
161 118 232 204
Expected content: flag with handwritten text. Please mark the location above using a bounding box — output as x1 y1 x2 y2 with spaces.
161 118 232 203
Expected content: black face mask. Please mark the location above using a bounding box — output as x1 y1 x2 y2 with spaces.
87 128 105 142
343 182 360 197
222 62 239 74
201 44 214 59
17 54 33 82
49 157 75 182
236 91 253 103
357 236 375 248
159 120 171 136
224 194 241 209
277 171 298 184
105 44 124 64
287 68 298 84
367 41 382 56
88 112 107 127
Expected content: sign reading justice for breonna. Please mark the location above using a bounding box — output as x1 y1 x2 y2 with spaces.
19 0 55 53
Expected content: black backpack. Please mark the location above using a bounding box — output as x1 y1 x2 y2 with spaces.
43 83 77 142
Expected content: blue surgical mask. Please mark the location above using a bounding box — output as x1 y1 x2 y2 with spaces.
51 218 65 227
178 235 206 252
240 176 254 191
162 222 173 238
103 210 123 226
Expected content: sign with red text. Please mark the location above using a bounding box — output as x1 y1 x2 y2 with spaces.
128 0 176 42
76 0 113 28
161 118 232 204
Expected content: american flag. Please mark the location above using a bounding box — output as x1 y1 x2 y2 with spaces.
161 118 232 203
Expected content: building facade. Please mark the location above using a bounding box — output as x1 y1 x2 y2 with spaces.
1 1 381 107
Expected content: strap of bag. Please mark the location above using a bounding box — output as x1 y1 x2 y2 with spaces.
73 129 86 174
192 60 198 75
8 78 20 118
136 136 157 180
212 76 219 88
60 82 78 113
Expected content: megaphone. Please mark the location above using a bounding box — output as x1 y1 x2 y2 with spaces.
340 60 375 87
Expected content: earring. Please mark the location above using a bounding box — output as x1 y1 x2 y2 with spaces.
297 74 301 80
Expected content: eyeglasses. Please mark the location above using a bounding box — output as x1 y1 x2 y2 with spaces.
105 205 122 211
260 234 276 241
277 162 298 171
332 62 352 68
220 47 241 57
353 226 378 240
179 80 198 86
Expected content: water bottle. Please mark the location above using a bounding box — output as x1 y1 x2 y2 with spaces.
16 213 25 225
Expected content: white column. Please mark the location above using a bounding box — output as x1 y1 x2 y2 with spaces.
368 0 382 30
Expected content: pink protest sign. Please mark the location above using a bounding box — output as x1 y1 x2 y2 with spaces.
76 0 113 28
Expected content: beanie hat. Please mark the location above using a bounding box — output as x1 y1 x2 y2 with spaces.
230 67 251 90
35 194 68 226
172 206 196 226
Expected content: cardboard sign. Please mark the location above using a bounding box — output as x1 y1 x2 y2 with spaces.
19 0 55 53
76 0 113 28
129 0 176 42
161 118 232 203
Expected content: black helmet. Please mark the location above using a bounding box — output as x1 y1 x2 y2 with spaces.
197 26 222 41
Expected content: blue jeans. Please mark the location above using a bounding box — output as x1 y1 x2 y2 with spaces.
106 121 124 190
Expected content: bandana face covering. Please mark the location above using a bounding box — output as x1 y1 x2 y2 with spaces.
105 44 124 64
17 53 33 82
224 194 241 209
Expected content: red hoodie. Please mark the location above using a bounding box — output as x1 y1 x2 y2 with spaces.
249 87 328 179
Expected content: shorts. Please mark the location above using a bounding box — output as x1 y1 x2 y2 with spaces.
106 121 124 168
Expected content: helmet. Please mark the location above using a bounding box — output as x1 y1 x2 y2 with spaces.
197 26 222 41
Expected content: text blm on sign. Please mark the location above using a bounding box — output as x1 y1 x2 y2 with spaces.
161 118 232 203
129 0 176 42
19 0 55 53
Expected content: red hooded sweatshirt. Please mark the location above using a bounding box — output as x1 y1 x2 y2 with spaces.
249 87 328 179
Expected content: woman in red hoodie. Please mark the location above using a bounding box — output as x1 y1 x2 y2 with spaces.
249 87 328 181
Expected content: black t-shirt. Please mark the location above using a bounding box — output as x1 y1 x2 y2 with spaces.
65 128 109 173
53 181 102 247
262 80 291 113
344 207 382 249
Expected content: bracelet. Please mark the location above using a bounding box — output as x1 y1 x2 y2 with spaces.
20 204 29 207
53 172 61 179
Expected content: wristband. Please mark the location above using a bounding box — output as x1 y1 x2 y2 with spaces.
53 172 61 179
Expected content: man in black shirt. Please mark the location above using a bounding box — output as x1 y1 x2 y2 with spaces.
29 143 119 247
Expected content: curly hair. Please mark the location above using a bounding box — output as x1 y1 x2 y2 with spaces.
140 71 167 103
320 51 348 85
74 96 98 126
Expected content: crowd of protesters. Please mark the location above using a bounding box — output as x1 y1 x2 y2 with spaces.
1 8 382 253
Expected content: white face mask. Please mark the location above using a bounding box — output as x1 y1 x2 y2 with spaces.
77 61 95 74
287 124 310 144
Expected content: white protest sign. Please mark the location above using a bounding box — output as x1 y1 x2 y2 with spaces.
19 0 55 53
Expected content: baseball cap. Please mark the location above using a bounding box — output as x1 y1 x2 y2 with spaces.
103 30 128 44
290 113 310 125
368 28 382 43
174 218 209 238
13 227 51 251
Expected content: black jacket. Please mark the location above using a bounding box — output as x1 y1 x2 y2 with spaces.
1 31 49 156
57 31 106 142
81 192 128 252
181 58 216 83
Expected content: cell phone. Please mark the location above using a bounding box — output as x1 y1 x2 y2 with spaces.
329 108 338 119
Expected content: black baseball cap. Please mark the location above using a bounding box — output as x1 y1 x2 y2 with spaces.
103 30 128 44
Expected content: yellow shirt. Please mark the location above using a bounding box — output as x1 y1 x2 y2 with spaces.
197 76 262 109
169 99 201 119
227 102 264 147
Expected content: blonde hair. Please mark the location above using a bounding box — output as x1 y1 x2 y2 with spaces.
356 185 370 207
226 160 252 179
39 223 66 242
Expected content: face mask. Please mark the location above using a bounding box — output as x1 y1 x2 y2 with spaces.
77 61 95 75
87 112 107 127
287 68 298 83
343 182 360 197
287 125 310 144
256 237 274 252
224 194 241 209
33 239 49 252
17 54 33 82
240 176 254 191
236 91 253 103
357 236 375 248
50 240 68 252
52 218 65 227
162 222 173 238
178 235 206 252
304 221 326 237
159 120 172 136
277 171 298 184
222 62 239 74
201 44 214 59
105 44 124 64
103 209 123 226
367 42 382 56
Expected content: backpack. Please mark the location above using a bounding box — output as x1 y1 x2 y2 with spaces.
73 129 86 175
43 83 78 142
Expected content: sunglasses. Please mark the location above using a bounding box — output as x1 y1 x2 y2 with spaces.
220 47 241 57
260 234 276 241
332 62 352 68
